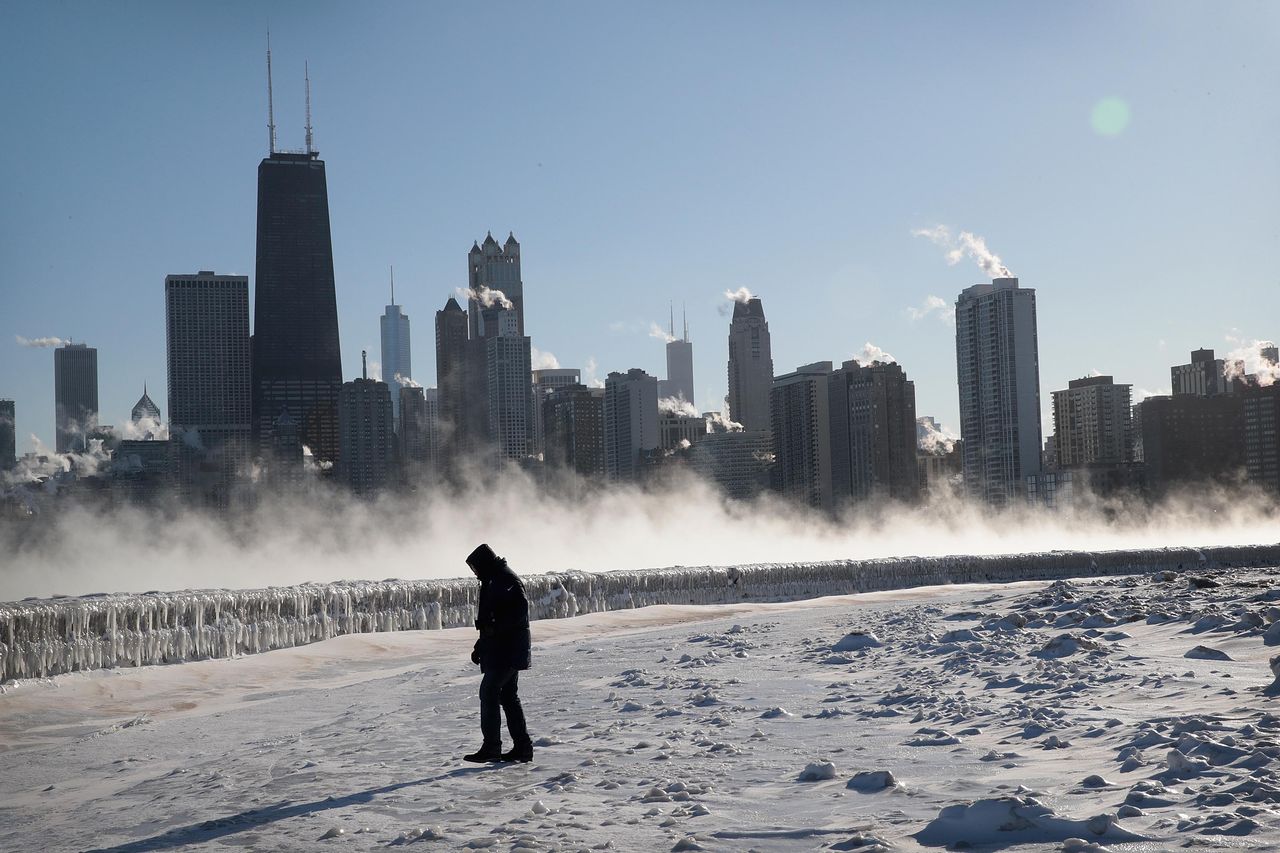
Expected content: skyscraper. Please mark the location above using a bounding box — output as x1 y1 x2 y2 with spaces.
828 359 920 504
130 386 161 424
468 232 524 337
1051 376 1132 468
532 368 582 457
1242 384 1280 494
659 307 695 406
399 385 440 474
770 362 833 510
954 277 1043 506
0 399 15 470
166 272 252 505
435 296 470 453
604 368 660 481
727 297 773 433
543 384 606 479
251 142 342 463
486 310 533 461
338 353 394 495
380 269 411 425
54 342 98 453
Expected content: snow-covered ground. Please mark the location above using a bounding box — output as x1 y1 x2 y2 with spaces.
2 568 1279 852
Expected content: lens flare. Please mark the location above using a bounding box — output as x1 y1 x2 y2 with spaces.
1091 97 1131 136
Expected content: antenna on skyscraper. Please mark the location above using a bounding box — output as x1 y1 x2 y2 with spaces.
362 350 368 380
266 31 277 154
304 61 314 154
390 265 395 305
683 303 689 341
669 302 675 339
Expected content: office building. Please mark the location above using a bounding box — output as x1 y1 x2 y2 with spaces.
468 232 525 337
1135 394 1244 495
338 354 394 495
828 359 920 504
130 386 161 425
954 277 1042 506
688 428 772 500
727 297 773 433
543 384 606 479
399 385 440 473
0 399 14 470
486 311 533 461
1171 349 1238 397
532 368 581 457
604 368 660 481
251 144 343 464
659 411 706 452
770 362 834 510
166 272 252 505
435 296 470 454
380 272 412 425
54 343 98 453
659 308 695 406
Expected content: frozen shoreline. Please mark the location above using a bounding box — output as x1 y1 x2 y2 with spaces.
3 543 1278 681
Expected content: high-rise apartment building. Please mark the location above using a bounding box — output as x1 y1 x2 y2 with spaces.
1242 383 1280 494
166 272 252 505
251 149 343 464
1135 394 1244 495
532 368 581 457
543 384 606 479
688 428 772 501
1171 349 1237 397
435 296 470 454
399 385 440 473
770 362 833 510
0 399 15 470
828 360 920 504
1051 376 1132 468
727 297 774 433
954 277 1042 506
380 274 411 426
338 356 394 495
54 342 98 453
486 310 533 461
604 369 660 481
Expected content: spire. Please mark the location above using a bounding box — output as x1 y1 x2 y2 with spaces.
389 265 395 305
304 60 314 154
683 303 689 342
362 349 368 380
669 302 675 339
266 31 277 154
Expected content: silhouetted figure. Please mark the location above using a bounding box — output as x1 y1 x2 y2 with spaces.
463 543 533 763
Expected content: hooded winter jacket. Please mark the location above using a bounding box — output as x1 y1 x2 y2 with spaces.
467 544 532 672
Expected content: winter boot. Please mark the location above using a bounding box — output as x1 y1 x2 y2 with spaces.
501 739 533 763
463 742 503 763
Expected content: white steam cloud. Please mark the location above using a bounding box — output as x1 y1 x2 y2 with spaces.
394 373 422 389
1223 338 1279 387
659 396 699 418
913 225 1014 278
706 409 743 433
917 417 957 456
649 323 676 344
582 356 605 389
854 342 896 365
457 286 514 311
724 287 755 304
531 347 561 371
907 295 954 326
16 335 69 348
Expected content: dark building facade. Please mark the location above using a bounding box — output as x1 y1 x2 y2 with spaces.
770 362 833 511
468 232 525 337
338 371 394 496
1136 394 1245 495
54 343 98 453
252 151 343 465
543 384 606 479
166 272 252 507
727 297 774 434
0 399 14 470
1242 384 1280 494
828 360 920 504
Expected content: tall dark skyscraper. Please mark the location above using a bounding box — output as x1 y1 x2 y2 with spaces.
727 297 774 433
251 60 342 463
54 342 98 453
436 296 471 452
468 232 524 337
166 272 252 505
0 399 15 470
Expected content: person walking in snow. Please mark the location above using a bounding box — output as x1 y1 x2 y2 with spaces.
463 543 534 763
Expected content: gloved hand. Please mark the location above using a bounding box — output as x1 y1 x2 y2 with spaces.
470 646 481 666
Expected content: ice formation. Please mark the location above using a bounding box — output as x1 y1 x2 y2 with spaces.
2 543 1277 681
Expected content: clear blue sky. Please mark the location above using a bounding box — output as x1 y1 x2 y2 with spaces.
2 1 1277 452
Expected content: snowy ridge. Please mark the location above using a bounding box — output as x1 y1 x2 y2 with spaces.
2 543 1277 682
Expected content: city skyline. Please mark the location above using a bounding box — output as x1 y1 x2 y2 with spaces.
3 3 1278 453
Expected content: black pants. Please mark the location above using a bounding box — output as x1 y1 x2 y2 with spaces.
479 667 529 747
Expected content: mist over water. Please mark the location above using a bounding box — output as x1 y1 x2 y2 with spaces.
2 468 1278 602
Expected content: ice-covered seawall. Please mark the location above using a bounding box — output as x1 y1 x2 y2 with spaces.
3 544 1278 682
